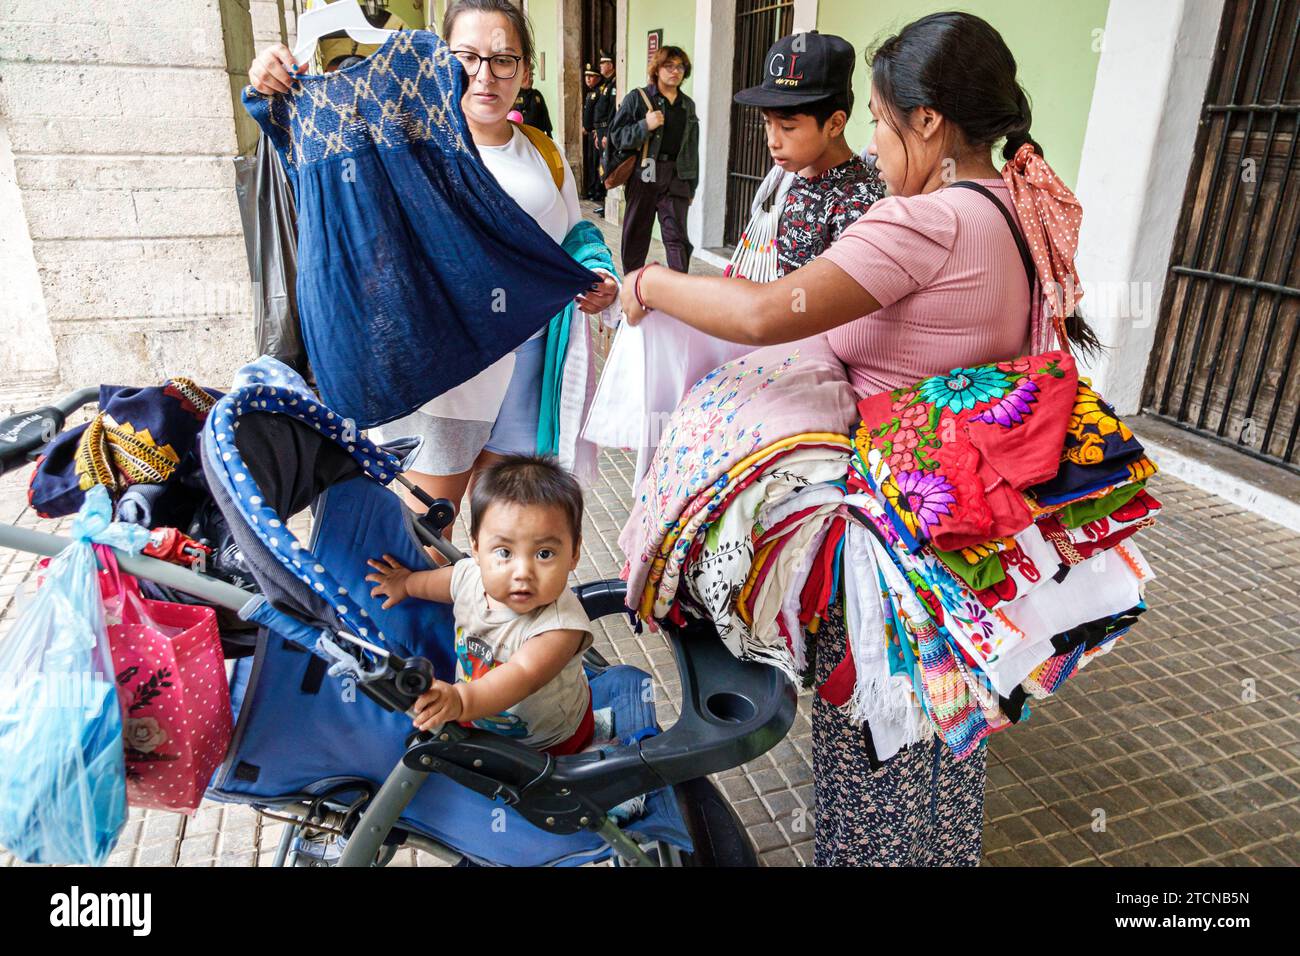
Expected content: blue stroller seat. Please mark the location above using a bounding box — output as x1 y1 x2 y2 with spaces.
194 357 795 867
207 472 691 865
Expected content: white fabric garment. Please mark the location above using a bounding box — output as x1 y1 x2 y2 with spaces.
420 126 616 482
749 505 838 673
779 521 828 675
683 453 846 670
842 519 928 761
983 540 1154 697
554 290 601 485
747 478 848 660
416 355 516 423
994 521 1067 608
582 311 752 486
481 125 583 244
764 481 847 673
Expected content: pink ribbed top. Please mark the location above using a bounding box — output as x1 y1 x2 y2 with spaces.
819 178 1032 398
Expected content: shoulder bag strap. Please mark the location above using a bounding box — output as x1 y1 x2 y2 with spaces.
511 121 566 192
947 180 1035 296
635 87 654 166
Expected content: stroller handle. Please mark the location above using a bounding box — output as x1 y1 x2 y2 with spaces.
0 386 99 478
0 522 254 613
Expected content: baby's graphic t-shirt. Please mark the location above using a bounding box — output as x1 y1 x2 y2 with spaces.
450 559 594 749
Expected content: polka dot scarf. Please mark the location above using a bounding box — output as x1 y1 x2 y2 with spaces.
1001 142 1083 354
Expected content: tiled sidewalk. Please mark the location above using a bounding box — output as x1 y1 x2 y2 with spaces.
1 211 1297 867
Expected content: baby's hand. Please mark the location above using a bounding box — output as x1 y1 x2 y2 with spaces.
365 554 412 609
412 680 464 731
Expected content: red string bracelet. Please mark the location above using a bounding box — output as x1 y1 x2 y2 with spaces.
634 262 660 311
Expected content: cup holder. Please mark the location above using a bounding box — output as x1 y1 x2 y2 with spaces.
705 691 756 724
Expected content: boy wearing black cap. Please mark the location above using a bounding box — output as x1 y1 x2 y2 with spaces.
734 31 885 276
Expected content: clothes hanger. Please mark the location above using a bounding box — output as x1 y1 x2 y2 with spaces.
292 0 396 65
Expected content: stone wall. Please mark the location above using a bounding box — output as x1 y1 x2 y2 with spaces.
0 0 280 408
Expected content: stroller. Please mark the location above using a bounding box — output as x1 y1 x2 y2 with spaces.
0 357 796 867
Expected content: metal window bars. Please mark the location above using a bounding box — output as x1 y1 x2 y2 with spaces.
1145 0 1300 472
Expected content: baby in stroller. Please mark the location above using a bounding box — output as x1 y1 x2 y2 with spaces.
365 455 596 755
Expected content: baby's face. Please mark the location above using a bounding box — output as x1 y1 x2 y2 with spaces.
471 501 580 615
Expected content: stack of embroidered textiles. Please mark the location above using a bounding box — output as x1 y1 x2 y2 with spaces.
620 344 1161 766
618 336 859 675
836 351 1160 761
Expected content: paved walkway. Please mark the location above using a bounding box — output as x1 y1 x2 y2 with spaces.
1 209 1297 866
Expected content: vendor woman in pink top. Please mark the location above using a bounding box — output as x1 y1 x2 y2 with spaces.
620 12 1100 866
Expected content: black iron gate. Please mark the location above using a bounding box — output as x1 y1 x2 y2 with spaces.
1144 0 1300 471
724 0 794 247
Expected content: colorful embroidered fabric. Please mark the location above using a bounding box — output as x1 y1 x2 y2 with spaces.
619 333 1162 765
28 379 222 527
1027 381 1157 504
681 459 846 673
620 336 858 618
1036 490 1162 567
1054 480 1145 528
854 351 1079 552
835 370 1161 758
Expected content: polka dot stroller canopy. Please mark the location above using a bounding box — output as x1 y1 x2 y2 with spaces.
200 355 421 661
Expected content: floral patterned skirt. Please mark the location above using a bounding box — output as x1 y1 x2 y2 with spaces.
812 606 987 866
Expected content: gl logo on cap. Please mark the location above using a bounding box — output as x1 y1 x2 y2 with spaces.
768 52 804 87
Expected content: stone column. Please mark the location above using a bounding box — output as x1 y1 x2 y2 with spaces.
0 0 256 394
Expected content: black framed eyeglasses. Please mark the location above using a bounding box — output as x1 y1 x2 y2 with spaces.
452 49 524 80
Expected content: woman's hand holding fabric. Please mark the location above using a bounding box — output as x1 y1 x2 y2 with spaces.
576 272 619 315
249 43 303 95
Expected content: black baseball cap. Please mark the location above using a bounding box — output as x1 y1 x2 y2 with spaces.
734 31 855 109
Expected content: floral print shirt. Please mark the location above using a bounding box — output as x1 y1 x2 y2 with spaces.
775 154 886 277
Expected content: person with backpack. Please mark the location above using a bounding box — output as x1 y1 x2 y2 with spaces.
249 0 619 515
618 12 1101 866
606 45 699 273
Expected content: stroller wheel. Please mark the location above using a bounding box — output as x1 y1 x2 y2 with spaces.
288 827 344 867
670 776 758 867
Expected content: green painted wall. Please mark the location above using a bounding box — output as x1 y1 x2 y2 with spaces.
527 0 561 124
815 0 1108 188
626 0 696 98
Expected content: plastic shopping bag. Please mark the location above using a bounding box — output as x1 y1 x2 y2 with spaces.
0 486 149 864
234 132 310 381
583 313 751 487
98 546 231 812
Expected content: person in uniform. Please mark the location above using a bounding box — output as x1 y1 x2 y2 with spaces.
589 53 617 208
512 66 553 137
581 64 602 199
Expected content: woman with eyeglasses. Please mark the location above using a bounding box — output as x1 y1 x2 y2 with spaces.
606 45 701 274
247 0 619 519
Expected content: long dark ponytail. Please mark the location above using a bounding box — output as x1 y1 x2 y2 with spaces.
869 12 1103 356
